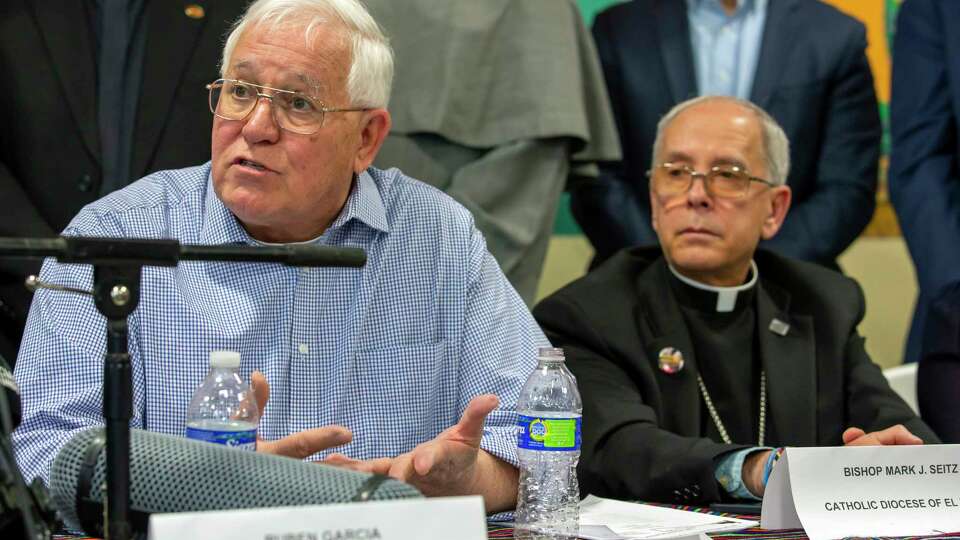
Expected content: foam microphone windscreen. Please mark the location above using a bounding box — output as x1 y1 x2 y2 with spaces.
0 354 19 432
50 427 422 536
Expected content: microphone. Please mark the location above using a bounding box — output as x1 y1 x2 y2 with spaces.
0 354 19 433
3 235 368 539
50 428 421 537
0 355 56 539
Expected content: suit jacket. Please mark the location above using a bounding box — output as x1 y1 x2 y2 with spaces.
0 0 249 361
888 0 960 366
533 247 937 505
572 0 880 268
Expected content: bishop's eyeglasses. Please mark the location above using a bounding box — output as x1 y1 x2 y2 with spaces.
647 162 776 199
206 78 369 135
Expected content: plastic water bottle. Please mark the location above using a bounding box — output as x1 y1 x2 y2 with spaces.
185 350 259 450
515 347 583 539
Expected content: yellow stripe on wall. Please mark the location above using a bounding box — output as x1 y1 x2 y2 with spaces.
823 0 891 103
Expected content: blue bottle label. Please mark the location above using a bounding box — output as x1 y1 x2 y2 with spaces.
186 427 257 451
517 415 581 451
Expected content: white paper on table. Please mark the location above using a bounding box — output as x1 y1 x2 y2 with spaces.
578 495 757 540
579 525 709 540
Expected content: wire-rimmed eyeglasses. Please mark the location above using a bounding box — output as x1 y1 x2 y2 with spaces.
206 78 370 135
647 162 776 199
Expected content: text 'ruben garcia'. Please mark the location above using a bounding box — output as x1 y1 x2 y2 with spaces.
264 528 382 540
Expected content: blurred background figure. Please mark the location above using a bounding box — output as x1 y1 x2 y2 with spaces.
365 0 621 304
888 0 960 439
0 0 249 364
574 0 881 270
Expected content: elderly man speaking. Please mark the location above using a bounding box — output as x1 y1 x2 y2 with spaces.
534 96 938 505
13 0 546 512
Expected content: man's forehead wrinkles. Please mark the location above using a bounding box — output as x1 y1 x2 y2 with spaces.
664 150 693 162
233 59 256 71
296 72 326 93
664 137 750 156
664 120 758 160
230 57 326 94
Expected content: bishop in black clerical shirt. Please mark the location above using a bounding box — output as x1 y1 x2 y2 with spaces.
533 96 938 505
669 262 763 449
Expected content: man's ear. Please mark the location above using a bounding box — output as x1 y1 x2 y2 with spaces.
353 109 392 174
760 185 792 240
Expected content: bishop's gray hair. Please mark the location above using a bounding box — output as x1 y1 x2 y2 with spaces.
221 0 394 108
651 96 791 186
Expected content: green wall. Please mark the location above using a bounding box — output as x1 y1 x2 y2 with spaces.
576 0 626 24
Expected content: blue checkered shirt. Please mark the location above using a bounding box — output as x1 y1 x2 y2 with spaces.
13 163 548 485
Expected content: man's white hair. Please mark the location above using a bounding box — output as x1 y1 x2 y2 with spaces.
651 96 791 186
220 0 394 108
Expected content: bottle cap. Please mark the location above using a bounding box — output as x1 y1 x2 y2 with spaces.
537 347 565 360
210 350 241 369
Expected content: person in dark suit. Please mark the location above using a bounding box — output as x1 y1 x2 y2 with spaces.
889 0 960 440
573 0 880 269
0 0 250 363
535 96 936 505
889 0 960 370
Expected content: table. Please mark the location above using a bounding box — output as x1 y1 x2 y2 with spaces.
485 505 960 540
54 506 960 540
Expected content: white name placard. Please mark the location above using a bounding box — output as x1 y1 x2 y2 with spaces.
761 445 960 540
148 496 486 540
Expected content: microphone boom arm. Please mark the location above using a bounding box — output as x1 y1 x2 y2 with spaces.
0 236 366 268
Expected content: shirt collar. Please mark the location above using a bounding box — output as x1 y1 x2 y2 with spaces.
200 168 391 245
668 260 759 313
328 169 390 234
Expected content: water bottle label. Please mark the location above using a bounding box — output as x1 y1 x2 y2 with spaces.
517 415 581 451
186 427 257 450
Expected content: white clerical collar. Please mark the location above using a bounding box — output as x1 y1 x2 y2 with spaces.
667 260 759 313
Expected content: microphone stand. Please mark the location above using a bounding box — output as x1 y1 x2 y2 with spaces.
0 236 365 540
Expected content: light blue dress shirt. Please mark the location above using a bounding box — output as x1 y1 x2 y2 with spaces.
13 163 548 485
686 0 768 98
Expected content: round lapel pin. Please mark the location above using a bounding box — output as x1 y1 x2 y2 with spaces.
185 4 205 19
658 347 685 374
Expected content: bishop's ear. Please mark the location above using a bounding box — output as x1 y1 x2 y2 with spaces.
760 185 792 240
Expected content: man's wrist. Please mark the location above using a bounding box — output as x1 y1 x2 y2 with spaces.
473 449 519 513
742 449 771 497
715 448 767 500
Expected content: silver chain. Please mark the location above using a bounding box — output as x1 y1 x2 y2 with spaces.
697 370 766 447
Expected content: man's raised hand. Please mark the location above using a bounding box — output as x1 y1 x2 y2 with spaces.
324 394 519 512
